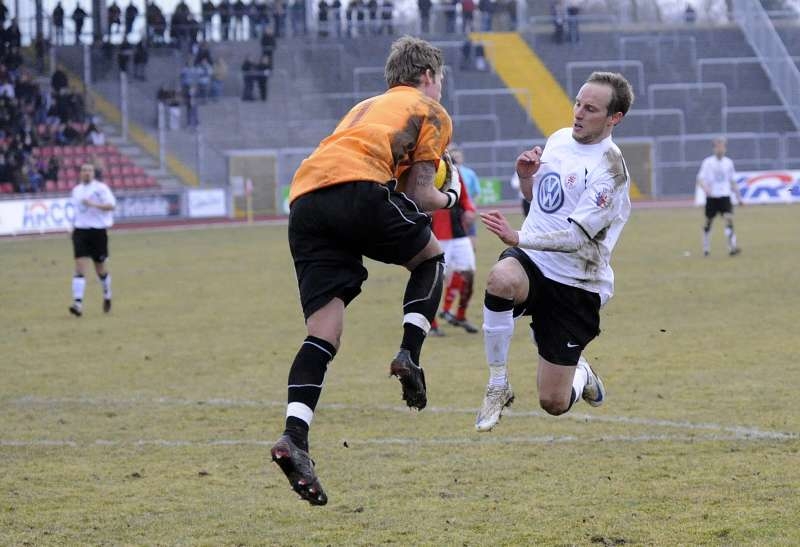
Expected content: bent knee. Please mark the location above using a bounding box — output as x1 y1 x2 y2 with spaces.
486 264 524 298
539 396 571 416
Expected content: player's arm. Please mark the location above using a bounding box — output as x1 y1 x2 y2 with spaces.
480 210 588 251
696 160 711 195
403 161 450 211
729 173 744 206
515 146 543 202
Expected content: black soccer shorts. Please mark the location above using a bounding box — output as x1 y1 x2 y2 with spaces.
72 228 110 263
705 196 733 218
500 247 601 366
289 181 432 319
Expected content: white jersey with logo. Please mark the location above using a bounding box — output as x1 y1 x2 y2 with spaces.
520 128 631 304
697 154 736 197
71 180 116 229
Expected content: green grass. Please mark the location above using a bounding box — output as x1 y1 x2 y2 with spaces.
1 204 799 545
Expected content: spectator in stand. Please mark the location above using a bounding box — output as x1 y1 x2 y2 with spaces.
260 26 276 56
0 0 7 27
255 0 271 37
196 58 213 100
195 41 213 65
86 122 106 145
72 4 89 44
273 0 287 38
53 2 66 45
218 0 232 41
51 68 69 96
566 1 580 43
380 0 393 34
317 0 330 37
685 3 697 23
232 0 246 40
255 53 272 101
118 39 133 73
46 155 60 182
124 1 139 38
0 75 13 98
108 1 123 38
478 0 492 31
4 46 23 78
291 0 307 36
241 55 255 101
444 0 457 33
5 18 21 48
367 0 379 34
211 56 227 99
418 0 431 33
201 0 216 40
551 0 565 43
331 0 342 37
133 41 149 80
461 0 475 32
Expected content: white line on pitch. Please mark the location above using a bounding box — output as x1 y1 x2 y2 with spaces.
0 431 791 449
7 396 797 440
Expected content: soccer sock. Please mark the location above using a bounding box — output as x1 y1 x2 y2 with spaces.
72 274 85 305
283 336 336 452
98 273 112 299
725 223 736 250
702 227 711 254
483 292 515 387
401 254 445 364
569 357 589 409
456 272 474 321
442 272 462 313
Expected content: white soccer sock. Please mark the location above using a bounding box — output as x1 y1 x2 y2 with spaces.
483 306 514 387
702 230 711 253
725 227 736 250
72 275 86 303
99 273 112 299
571 356 589 403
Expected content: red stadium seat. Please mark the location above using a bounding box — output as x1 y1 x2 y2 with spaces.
0 182 14 193
45 180 58 192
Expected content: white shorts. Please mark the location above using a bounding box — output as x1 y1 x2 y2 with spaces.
440 237 476 274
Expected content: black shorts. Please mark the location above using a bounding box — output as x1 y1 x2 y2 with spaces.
705 196 733 218
289 181 432 319
500 247 601 366
72 228 109 262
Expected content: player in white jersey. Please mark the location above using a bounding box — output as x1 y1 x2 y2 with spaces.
68 163 116 317
474 71 634 431
697 137 744 257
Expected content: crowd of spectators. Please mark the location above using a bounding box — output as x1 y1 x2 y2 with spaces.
0 18 105 194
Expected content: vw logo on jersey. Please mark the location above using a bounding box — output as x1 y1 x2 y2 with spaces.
537 172 564 213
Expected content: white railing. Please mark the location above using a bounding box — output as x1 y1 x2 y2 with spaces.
566 60 645 100
452 88 533 120
733 0 800 131
618 35 697 71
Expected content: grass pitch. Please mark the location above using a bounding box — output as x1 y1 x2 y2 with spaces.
1 204 799 546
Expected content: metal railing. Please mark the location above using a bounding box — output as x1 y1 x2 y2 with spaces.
452 88 533 121
618 35 697 71
566 60 645 99
733 0 800 131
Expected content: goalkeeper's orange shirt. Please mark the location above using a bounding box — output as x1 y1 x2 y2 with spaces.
289 85 453 204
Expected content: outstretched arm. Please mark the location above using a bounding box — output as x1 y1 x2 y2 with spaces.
480 210 587 252
515 146 544 202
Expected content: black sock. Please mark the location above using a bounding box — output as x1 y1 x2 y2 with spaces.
283 336 336 451
400 254 444 365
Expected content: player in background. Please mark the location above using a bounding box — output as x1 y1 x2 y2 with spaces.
270 36 460 506
475 72 634 432
437 146 480 333
697 136 744 257
68 163 116 317
430 168 478 336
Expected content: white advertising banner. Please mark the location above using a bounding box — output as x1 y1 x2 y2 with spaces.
0 197 74 235
187 188 227 218
695 169 800 206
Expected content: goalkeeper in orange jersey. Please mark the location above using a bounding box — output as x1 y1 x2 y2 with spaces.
270 36 461 506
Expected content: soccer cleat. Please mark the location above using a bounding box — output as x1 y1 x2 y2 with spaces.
389 349 427 410
579 358 606 407
270 435 328 506
475 384 514 432
439 310 457 325
454 318 478 334
428 326 445 337
69 304 82 317
729 247 741 256
103 299 112 313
